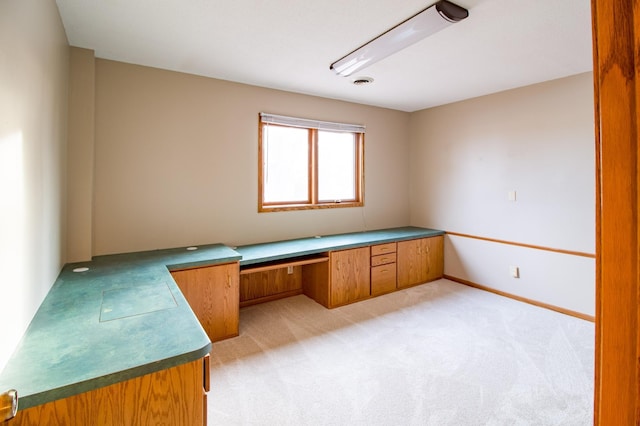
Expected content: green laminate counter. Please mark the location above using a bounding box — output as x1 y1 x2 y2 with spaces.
236 226 445 266
0 226 443 412
0 243 241 410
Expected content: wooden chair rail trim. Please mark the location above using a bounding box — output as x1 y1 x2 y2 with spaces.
446 232 596 259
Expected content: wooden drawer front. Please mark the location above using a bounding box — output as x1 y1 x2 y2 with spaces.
371 242 396 256
371 252 397 267
371 264 397 296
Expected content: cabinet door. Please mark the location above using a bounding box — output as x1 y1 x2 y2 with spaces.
9 359 205 426
329 247 370 307
397 236 444 288
172 262 240 342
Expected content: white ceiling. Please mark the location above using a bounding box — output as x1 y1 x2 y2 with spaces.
55 0 593 112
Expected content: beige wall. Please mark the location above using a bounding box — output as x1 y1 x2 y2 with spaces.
83 59 595 315
0 1 69 369
0 0 595 385
92 59 411 255
409 73 595 315
67 48 95 262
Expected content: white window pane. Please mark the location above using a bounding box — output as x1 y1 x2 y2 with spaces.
263 125 309 203
318 131 355 201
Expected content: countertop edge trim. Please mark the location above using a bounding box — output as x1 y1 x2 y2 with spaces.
17 342 211 411
166 256 242 271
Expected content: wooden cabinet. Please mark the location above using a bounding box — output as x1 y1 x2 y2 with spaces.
171 262 240 342
305 237 443 308
370 243 397 296
9 358 207 426
329 247 370 307
397 236 444 288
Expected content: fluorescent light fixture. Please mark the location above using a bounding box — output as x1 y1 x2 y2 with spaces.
330 0 469 77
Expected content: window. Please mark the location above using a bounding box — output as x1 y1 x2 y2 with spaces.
259 113 364 212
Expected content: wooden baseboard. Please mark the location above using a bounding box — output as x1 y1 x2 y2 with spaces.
443 275 595 322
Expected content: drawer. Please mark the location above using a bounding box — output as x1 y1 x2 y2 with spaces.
371 264 397 296
371 242 396 256
371 252 397 267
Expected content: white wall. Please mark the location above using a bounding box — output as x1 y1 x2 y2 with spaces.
0 1 69 370
91 59 411 255
409 73 595 316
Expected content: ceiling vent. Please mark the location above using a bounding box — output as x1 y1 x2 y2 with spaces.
352 77 374 85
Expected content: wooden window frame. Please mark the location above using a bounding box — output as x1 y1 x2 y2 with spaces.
258 116 364 212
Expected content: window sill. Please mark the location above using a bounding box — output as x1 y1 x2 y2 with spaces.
259 201 364 213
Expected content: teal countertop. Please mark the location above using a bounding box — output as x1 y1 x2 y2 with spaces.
236 226 444 266
0 226 442 411
0 244 240 410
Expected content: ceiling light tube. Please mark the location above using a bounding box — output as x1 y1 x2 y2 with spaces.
330 0 469 77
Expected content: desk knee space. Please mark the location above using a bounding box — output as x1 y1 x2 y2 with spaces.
239 255 330 307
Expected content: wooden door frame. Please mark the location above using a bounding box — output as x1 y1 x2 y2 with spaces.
592 0 639 424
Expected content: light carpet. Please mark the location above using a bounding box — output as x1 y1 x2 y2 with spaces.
208 279 594 425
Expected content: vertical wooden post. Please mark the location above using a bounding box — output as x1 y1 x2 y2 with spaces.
591 0 640 424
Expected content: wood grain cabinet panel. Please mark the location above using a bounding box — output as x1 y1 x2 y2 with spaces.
302 261 330 308
329 247 370 307
397 236 444 288
9 359 206 426
371 242 396 256
371 252 396 267
370 242 397 296
371 264 397 296
239 267 302 306
171 262 240 342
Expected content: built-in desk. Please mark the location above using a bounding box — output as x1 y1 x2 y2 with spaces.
235 226 443 266
0 244 240 424
234 226 445 308
0 226 443 423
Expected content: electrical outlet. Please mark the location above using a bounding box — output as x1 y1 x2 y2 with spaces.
508 190 517 201
287 266 293 274
509 265 520 278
